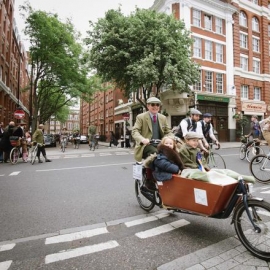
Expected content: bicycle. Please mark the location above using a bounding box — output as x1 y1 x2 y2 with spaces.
239 136 264 162
30 142 43 165
205 142 226 169
9 137 29 165
60 137 67 152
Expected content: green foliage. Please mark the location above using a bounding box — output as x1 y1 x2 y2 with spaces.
85 8 200 108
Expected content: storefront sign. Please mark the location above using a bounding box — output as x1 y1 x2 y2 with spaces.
197 95 229 103
242 102 266 113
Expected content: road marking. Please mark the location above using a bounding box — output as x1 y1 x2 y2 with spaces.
64 155 79 159
136 219 190 239
45 227 108 244
36 162 133 172
81 154 95 157
99 153 112 156
261 190 270 194
125 213 170 227
115 152 129 155
9 172 20 176
45 240 119 264
0 243 15 252
0 261 12 270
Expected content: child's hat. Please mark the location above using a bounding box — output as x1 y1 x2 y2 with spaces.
185 132 203 140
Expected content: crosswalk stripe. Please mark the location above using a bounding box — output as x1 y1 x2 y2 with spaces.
64 155 79 158
45 227 108 244
261 190 270 194
9 172 20 176
0 260 12 270
100 153 112 156
135 219 190 239
45 240 119 264
115 152 129 155
125 213 170 227
0 243 15 252
81 154 95 157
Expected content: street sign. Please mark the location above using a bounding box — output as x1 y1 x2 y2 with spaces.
14 109 25 119
122 113 130 120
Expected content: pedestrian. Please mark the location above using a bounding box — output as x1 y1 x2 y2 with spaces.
245 115 261 154
125 129 131 148
32 124 51 163
109 131 117 147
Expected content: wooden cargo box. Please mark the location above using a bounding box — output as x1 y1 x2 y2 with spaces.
157 175 238 216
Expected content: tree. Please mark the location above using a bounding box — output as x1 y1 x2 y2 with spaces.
85 8 200 109
20 3 95 131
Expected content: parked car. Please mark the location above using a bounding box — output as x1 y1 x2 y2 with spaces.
80 135 88 144
44 134 56 147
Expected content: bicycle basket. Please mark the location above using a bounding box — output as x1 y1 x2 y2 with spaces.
240 136 246 143
10 136 20 147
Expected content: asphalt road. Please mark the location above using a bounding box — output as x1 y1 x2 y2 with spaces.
0 144 270 269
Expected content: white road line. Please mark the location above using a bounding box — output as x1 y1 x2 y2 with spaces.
64 155 79 159
125 213 170 227
99 153 112 156
45 227 108 244
81 154 95 157
136 219 190 239
45 240 119 264
115 152 129 155
9 172 20 176
0 261 12 270
261 190 270 194
0 243 15 252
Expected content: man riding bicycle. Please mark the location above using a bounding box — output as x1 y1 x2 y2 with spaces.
60 127 69 149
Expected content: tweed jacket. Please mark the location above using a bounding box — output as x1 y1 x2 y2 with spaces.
32 129 44 144
132 112 173 161
179 143 209 170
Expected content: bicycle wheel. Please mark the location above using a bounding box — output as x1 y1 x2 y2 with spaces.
249 154 270 183
10 147 19 164
31 146 37 165
61 141 65 152
135 179 155 212
246 146 264 163
234 199 270 261
239 144 246 160
207 152 226 169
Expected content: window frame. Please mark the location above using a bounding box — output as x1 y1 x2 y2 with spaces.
252 17 259 32
240 33 248 49
215 43 223 63
193 37 202 58
239 11 247 27
205 71 213 93
254 87 261 101
241 85 249 100
216 73 223 94
205 40 213 61
193 9 201 27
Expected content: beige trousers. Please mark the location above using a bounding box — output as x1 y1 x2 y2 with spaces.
263 131 270 146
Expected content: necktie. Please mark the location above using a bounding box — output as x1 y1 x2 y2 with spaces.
153 115 157 123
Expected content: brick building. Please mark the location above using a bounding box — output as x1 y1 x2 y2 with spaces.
0 0 30 127
81 0 270 142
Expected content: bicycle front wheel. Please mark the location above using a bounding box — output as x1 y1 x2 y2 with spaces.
239 144 246 160
10 147 19 164
249 154 270 183
207 152 226 169
246 146 264 162
31 146 37 165
234 199 270 261
61 142 65 152
135 179 155 212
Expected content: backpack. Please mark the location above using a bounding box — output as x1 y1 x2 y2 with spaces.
174 118 196 139
253 122 261 136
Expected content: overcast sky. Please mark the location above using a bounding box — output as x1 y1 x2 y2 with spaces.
15 0 154 45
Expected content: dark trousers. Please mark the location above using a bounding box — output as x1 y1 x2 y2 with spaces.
37 145 46 157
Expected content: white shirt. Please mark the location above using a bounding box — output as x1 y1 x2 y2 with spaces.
197 120 217 142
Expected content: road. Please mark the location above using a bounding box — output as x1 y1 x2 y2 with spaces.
0 143 270 269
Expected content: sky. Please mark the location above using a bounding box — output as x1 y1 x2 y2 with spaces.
14 0 155 45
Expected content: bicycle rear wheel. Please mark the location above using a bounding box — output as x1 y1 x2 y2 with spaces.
246 146 264 162
249 154 270 183
135 179 155 212
207 152 226 169
239 144 246 160
234 199 270 261
31 146 37 165
10 147 19 164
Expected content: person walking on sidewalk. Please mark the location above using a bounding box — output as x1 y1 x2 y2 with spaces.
32 124 51 163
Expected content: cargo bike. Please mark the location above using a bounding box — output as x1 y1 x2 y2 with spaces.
133 162 270 261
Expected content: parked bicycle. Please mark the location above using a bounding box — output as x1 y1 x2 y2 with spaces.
9 137 29 164
30 142 43 165
239 136 264 162
205 142 226 169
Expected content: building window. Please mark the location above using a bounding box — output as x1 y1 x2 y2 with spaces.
240 55 248 71
252 37 260 52
205 40 212 60
216 73 223 94
205 71 213 92
193 37 201 58
241 85 249 99
254 87 261 101
240 33 248 49
215 17 223 34
253 58 260 73
252 17 259 32
194 70 201 91
215 44 223 63
204 14 212 30
239 11 247 27
193 9 201 27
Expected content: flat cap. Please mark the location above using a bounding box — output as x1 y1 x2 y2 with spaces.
190 108 202 115
38 124 44 128
184 132 203 140
252 115 258 119
147 97 161 104
203 113 212 118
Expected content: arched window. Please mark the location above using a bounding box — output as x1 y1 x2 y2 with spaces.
252 17 259 32
239 11 247 27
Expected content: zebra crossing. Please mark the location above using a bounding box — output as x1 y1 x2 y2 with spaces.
0 211 189 269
